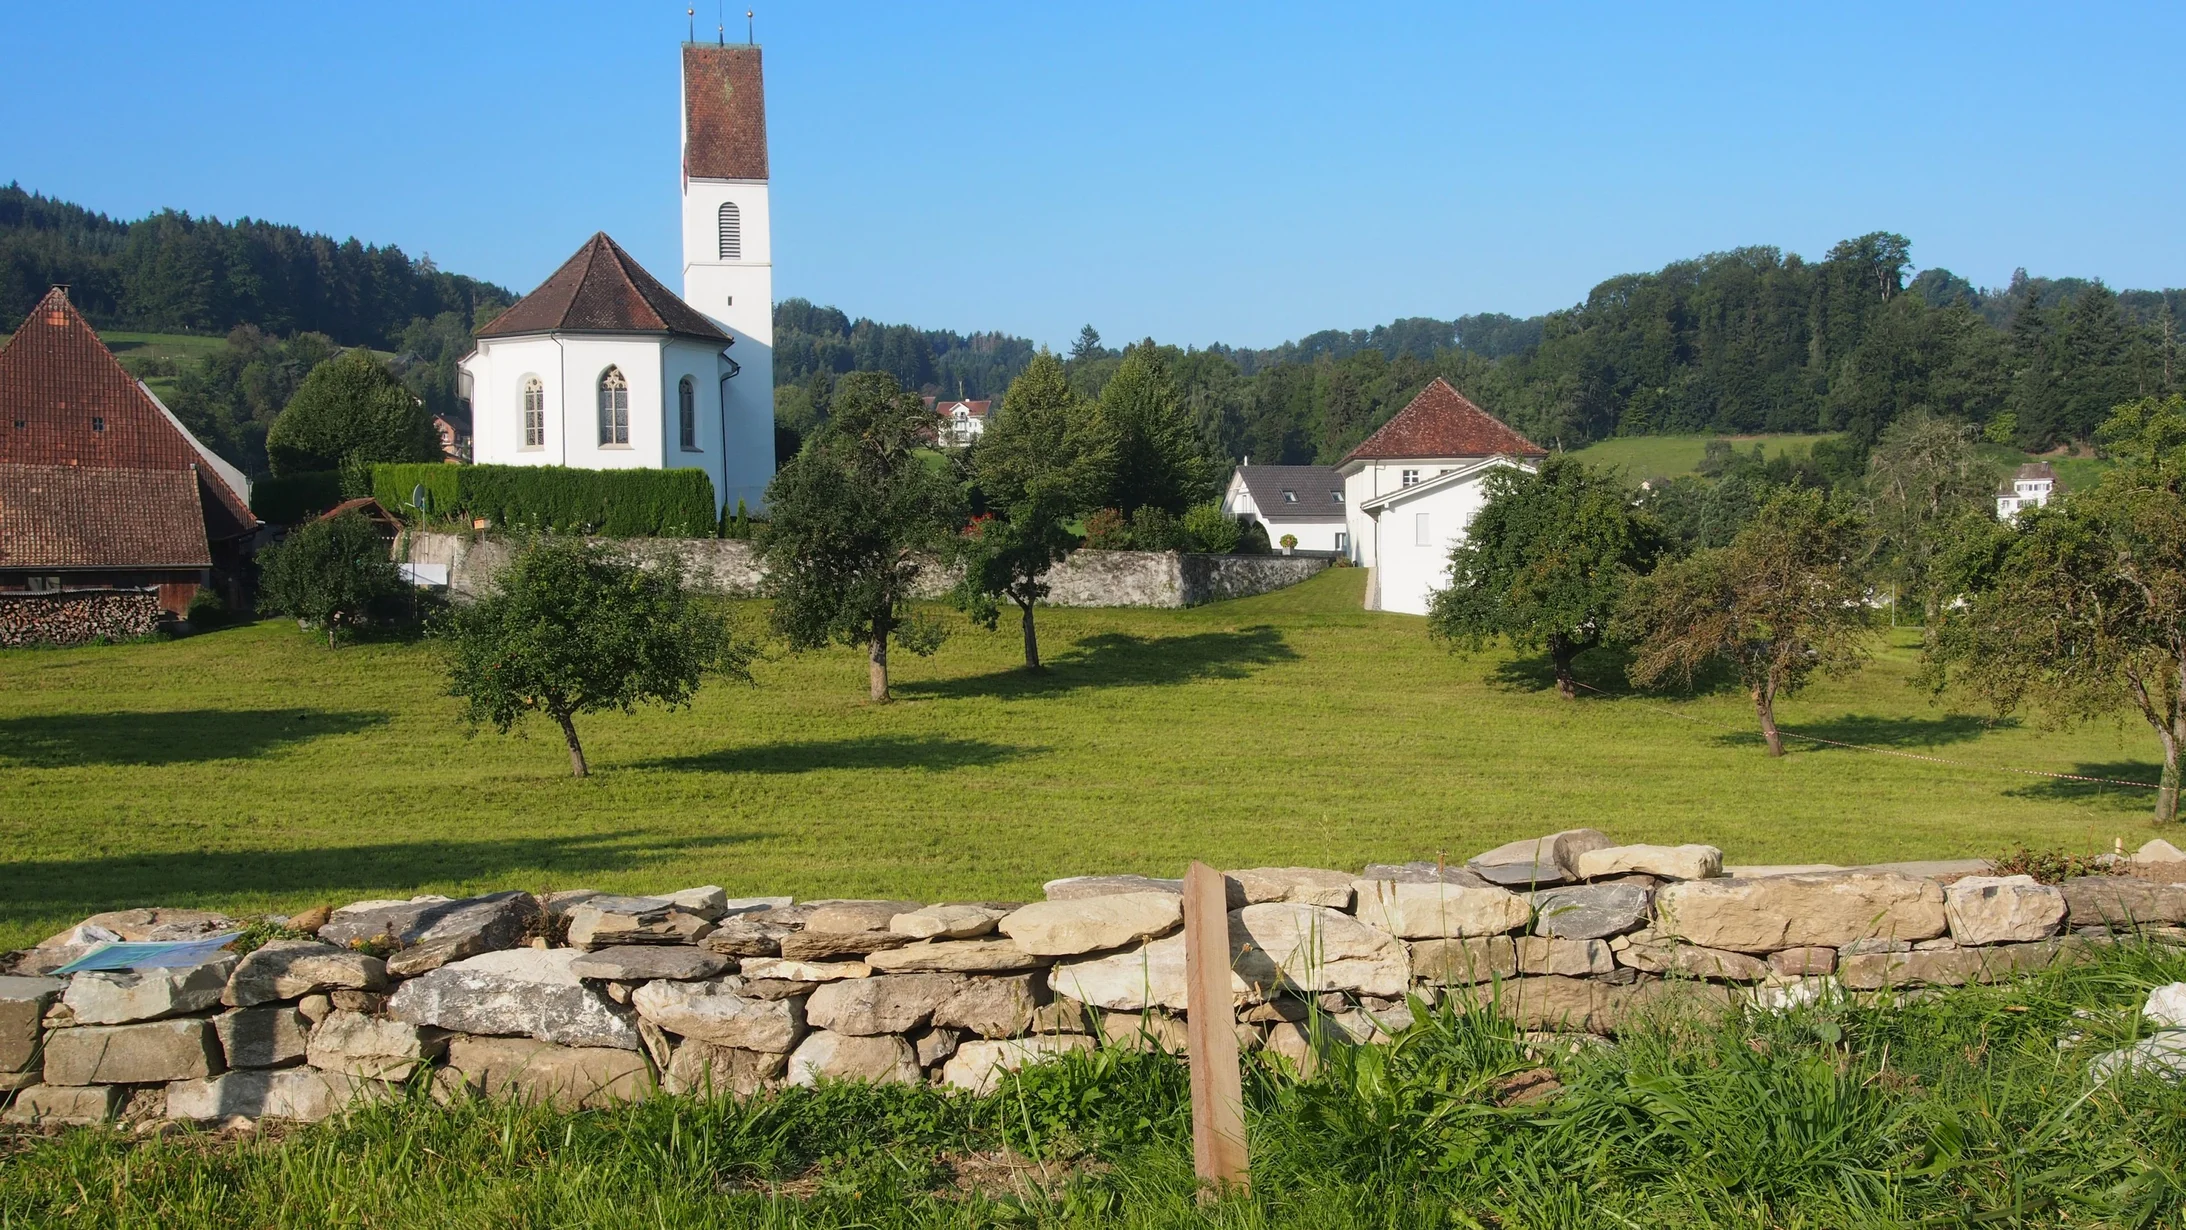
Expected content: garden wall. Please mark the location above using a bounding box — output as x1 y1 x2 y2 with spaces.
403 533 1328 609
6 830 2183 1127
0 591 163 648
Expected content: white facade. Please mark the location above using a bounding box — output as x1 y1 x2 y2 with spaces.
936 400 988 446
1995 469 2056 520
1219 470 1348 552
1340 458 1494 568
1356 457 1532 615
680 174 773 508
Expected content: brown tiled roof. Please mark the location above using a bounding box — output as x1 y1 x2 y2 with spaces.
1340 378 1545 464
476 233 729 343
0 287 254 540
683 44 768 181
0 464 210 569
936 399 990 419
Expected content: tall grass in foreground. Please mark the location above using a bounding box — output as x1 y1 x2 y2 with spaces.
6 943 2186 1228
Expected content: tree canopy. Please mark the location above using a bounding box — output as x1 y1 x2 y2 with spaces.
255 511 406 647
264 348 443 477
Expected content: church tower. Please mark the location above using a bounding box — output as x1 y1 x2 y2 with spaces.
680 43 774 506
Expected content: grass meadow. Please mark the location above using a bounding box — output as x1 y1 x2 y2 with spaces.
1563 433 1842 482
0 569 2165 951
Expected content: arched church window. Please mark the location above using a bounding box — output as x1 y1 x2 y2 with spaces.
718 202 741 261
679 376 697 450
597 367 629 446
521 376 545 448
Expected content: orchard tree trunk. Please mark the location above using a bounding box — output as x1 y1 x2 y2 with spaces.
2157 709 2183 825
554 711 589 779
1019 599 1040 671
1548 633 1578 700
1753 685 1785 757
868 631 890 703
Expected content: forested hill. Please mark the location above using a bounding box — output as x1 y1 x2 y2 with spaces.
0 183 510 346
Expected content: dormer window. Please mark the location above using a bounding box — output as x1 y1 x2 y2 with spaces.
1281 490 1297 503
1330 490 1343 503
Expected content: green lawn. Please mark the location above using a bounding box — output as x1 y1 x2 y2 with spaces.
1563 432 1841 482
0 569 2165 949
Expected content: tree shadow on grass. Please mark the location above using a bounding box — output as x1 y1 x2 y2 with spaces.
0 830 759 933
1483 645 1638 698
0 709 393 768
637 734 1041 775
2004 760 2168 813
1719 712 2020 752
896 626 1299 702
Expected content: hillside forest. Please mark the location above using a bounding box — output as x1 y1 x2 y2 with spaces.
5 184 2181 482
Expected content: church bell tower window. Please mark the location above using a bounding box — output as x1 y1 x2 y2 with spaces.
597 367 630 446
717 202 741 261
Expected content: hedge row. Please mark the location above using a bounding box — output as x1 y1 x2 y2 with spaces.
369 463 719 537
250 471 344 525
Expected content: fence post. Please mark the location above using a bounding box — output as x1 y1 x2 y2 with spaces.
1183 859 1249 1195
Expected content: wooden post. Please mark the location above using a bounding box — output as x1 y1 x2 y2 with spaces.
1182 860 1249 1195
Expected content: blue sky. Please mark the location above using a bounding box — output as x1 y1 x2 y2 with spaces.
5 2 2181 349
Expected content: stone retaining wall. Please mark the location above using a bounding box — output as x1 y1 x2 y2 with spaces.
7 830 2182 1127
403 533 1327 609
0 591 164 648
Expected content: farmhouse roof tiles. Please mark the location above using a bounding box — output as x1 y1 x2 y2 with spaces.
682 44 769 181
1234 464 1346 521
476 233 730 343
0 464 211 569
0 287 254 542
1340 378 1544 465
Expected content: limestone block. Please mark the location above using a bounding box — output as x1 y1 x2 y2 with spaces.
779 930 914 961
1409 936 1518 985
164 1068 381 1122
0 1067 37 1094
1654 873 1948 952
1516 937 1614 977
320 891 542 975
0 975 67 1072
1099 1011 1189 1053
2147 982 2186 1029
999 893 1183 957
663 886 730 920
1042 874 1183 901
804 974 967 1036
1838 939 2080 990
2090 1032 2186 1081
1467 829 1614 888
567 946 731 982
1529 884 1651 940
444 1035 654 1108
801 900 925 933
63 956 236 1025
1612 928 1675 973
929 974 1039 1038
1574 844 1723 882
386 948 638 1050
632 978 805 1051
1229 903 1409 998
888 904 1006 940
2 1083 126 1124
737 958 870 982
718 896 794 918
564 900 714 949
43 1018 222 1085
225 941 389 1008
2061 876 2186 927
1350 880 1530 939
1660 945 1771 983
1048 935 1192 1011
306 1010 448 1080
1945 875 2066 945
785 1031 920 1087
213 1006 310 1069
1361 863 1495 888
2132 839 2186 866
1224 867 1356 909
297 994 333 1024
1448 975 1737 1035
939 1035 1095 1094
662 1039 786 1096
865 938 1050 974
913 1027 961 1067
1767 947 1836 978
699 918 791 958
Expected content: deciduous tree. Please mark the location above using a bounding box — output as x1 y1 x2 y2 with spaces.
264 348 442 476
1618 489 1872 755
1863 411 1999 621
255 511 405 647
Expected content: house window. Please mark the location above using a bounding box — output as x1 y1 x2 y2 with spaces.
26 575 61 594
1415 512 1431 546
679 376 697 450
521 376 544 448
718 202 741 260
1401 469 1420 487
1334 531 1348 552
1281 490 1297 503
597 366 629 446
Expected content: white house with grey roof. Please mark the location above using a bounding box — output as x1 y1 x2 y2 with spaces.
1221 464 1349 553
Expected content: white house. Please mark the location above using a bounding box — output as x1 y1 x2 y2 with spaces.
933 398 990 446
1995 461 2057 519
457 41 776 515
1220 464 1348 553
1337 378 1546 614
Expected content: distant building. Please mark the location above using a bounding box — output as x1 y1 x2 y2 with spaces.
926 398 990 445
1338 378 1546 615
432 408 471 463
0 287 256 625
1221 464 1348 553
1995 462 2057 519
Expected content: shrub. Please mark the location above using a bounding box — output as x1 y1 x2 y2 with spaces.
1280 532 1298 550
1180 501 1240 553
1235 517 1272 554
721 498 754 540
265 349 441 476
184 587 231 630
1127 506 1181 551
256 512 406 646
249 471 344 525
1082 507 1129 549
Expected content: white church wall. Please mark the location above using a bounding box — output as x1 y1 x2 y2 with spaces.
555 337 669 469
466 337 565 467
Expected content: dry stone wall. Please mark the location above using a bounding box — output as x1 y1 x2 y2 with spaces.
404 532 1327 609
7 834 2184 1128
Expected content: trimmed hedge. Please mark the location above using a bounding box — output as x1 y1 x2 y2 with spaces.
249 471 344 525
370 463 719 537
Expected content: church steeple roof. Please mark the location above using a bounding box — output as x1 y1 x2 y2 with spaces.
683 44 768 181
476 233 730 343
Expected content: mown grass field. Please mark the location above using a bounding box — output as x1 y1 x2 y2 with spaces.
0 569 2166 950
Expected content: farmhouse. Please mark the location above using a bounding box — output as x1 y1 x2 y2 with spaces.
458 43 776 515
1340 378 1545 615
0 287 256 638
1994 461 2056 519
931 397 990 445
1220 463 1348 553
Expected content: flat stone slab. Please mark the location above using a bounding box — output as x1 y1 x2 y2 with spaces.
1409 936 1517 985
1048 935 1193 1012
785 1031 920 1087
1945 875 2066 945
1529 884 1651 940
738 958 870 982
3 1083 126 1125
1352 880 1530 939
1656 872 1948 952
43 1017 223 1085
929 975 1039 1039
0 975 67 1071
1469 829 1614 888
226 940 389 1008
1230 903 1408 998
663 1040 787 1096
887 904 1006 940
864 938 1050 974
307 1009 449 1080
64 956 235 1025
568 946 731 982
1042 875 1183 900
565 901 714 949
631 978 805 1052
940 1035 1094 1094
804 974 967 1036
802 901 924 933
779 930 914 961
445 1035 654 1108
387 948 639 1050
214 1006 310 1070
166 1068 382 1122
999 893 1183 957
1574 844 1722 882
1360 863 1494 888
1224 867 1356 908
699 917 791 958
318 891 541 955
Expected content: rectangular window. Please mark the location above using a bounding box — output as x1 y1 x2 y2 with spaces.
1401 469 1420 487
1415 512 1431 546
1334 531 1348 552
522 382 545 448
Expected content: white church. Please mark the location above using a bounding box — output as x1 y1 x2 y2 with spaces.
461 43 776 514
